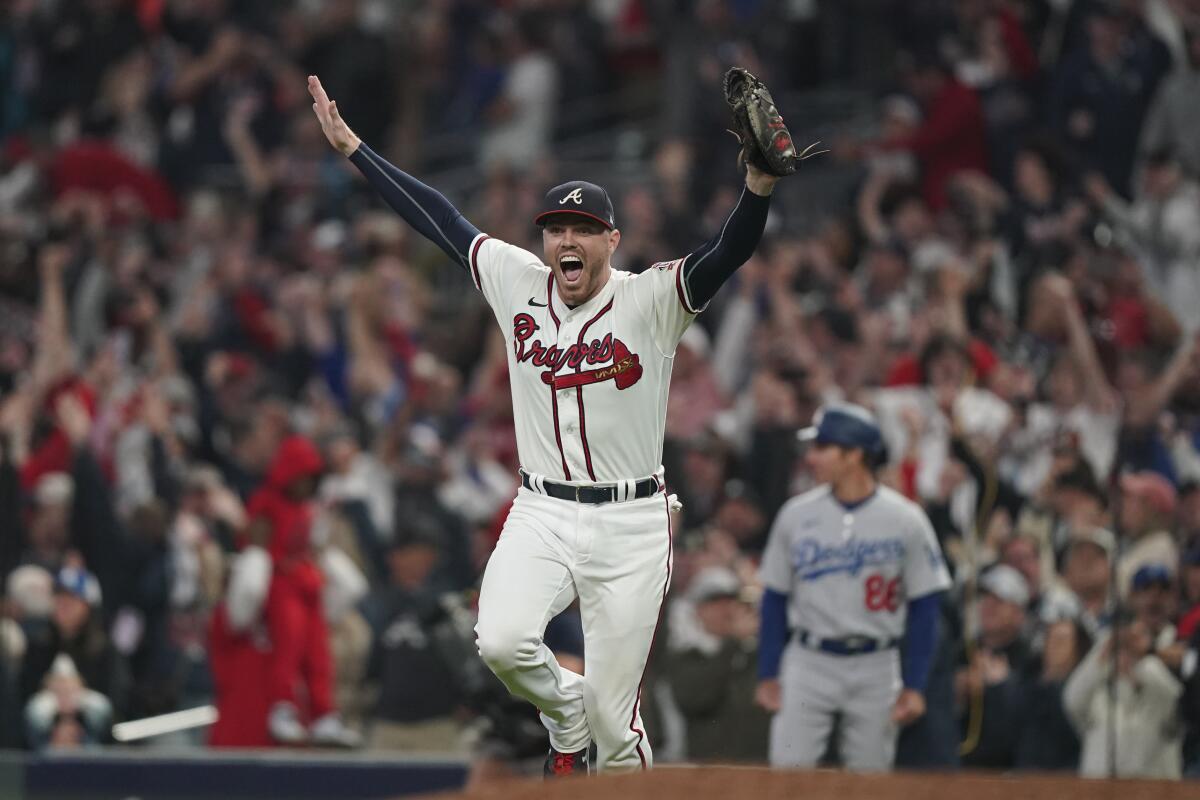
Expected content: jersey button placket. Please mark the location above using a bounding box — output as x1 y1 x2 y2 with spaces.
555 323 574 408
555 323 573 406
555 319 582 477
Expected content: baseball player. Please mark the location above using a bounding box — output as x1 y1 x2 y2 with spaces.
756 403 951 771
308 70 799 774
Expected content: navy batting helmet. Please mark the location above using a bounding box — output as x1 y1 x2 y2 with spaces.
798 403 885 460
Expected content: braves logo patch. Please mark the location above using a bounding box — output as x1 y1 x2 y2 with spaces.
511 313 643 390
559 188 584 205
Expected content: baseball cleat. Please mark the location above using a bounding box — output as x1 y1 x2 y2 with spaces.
543 746 589 778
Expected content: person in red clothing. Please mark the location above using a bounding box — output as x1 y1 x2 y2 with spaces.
207 602 273 747
244 434 358 747
846 51 990 211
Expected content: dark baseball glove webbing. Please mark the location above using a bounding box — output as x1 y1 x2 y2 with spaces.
723 67 825 177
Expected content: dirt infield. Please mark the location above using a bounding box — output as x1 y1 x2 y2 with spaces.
415 765 1199 800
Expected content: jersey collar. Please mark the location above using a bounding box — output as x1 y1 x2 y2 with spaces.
833 486 878 512
552 267 615 320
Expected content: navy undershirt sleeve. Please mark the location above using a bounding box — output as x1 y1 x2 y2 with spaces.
347 143 481 270
758 587 789 680
902 591 942 692
682 186 771 308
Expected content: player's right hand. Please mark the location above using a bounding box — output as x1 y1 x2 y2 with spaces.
754 679 782 713
308 75 361 157
890 688 926 726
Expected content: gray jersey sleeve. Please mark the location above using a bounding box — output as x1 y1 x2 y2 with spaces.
759 501 795 594
902 500 952 599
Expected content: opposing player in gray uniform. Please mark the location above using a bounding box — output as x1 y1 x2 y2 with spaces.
755 403 951 771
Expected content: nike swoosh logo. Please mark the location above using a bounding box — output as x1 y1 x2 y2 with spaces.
528 297 548 307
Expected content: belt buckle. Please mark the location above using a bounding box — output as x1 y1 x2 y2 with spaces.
843 635 870 652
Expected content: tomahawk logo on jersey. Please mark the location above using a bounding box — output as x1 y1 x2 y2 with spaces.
468 235 698 484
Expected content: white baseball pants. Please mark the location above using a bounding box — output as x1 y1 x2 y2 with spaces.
769 643 902 771
475 485 672 772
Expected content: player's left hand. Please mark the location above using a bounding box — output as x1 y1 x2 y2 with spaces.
745 162 780 197
890 688 926 726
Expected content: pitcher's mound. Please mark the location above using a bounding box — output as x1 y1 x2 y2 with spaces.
417 765 1195 800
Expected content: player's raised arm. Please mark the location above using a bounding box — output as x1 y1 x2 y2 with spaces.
677 168 774 311
308 75 481 271
678 68 821 310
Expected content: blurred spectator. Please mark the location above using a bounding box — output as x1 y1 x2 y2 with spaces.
1048 2 1171 197
1128 563 1182 659
244 435 359 747
1179 545 1200 639
1181 548 1200 774
1057 527 1118 635
479 14 558 173
300 0 394 149
956 565 1035 769
435 424 518 531
948 0 1039 188
18 565 124 721
1014 618 1090 771
1003 141 1089 281
21 473 74 572
666 326 728 442
5 565 54 625
1088 149 1200 331
673 433 732 534
363 529 466 753
1116 470 1180 598
866 96 921 182
665 567 769 762
857 50 990 210
319 425 394 542
24 653 113 750
207 598 272 748
1140 18 1200 174
1064 609 1183 777
29 0 144 125
1001 531 1081 640
1180 482 1200 540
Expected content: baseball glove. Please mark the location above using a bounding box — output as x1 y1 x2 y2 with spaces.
723 67 823 177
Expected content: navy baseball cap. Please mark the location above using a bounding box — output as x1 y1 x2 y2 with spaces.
54 565 102 607
798 403 884 455
1131 563 1174 592
534 181 616 230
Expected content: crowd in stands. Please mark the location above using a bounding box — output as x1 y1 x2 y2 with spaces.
3 0 1200 782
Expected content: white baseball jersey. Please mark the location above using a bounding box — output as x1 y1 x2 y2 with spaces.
759 485 951 640
468 231 700 483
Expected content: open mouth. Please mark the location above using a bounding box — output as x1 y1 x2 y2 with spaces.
559 254 584 284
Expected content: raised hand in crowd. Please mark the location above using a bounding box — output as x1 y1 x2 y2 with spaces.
55 393 92 449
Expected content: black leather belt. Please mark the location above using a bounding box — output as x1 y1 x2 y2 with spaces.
520 470 661 504
795 629 900 656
